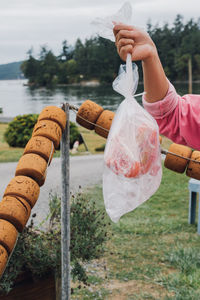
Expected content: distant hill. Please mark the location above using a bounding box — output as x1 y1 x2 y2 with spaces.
0 61 24 80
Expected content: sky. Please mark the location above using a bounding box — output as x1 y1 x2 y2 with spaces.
1 0 200 64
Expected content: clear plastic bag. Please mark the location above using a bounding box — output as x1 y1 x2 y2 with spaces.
92 2 132 42
93 2 162 222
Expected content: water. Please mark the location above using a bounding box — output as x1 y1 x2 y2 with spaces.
0 80 200 121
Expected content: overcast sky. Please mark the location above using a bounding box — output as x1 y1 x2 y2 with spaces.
1 0 200 64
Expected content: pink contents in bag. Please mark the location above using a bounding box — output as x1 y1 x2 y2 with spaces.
106 125 158 178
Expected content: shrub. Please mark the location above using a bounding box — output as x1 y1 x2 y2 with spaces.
4 114 38 147
0 224 60 294
49 190 109 283
4 114 82 149
0 189 109 293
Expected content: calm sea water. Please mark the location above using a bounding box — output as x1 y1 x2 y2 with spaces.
0 79 200 121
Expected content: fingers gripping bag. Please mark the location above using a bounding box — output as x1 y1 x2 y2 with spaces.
93 2 162 222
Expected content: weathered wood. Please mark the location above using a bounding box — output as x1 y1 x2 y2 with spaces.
80 133 89 152
61 103 70 300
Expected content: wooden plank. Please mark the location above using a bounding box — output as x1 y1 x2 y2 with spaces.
0 275 56 300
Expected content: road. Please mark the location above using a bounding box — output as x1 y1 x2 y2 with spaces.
0 154 104 225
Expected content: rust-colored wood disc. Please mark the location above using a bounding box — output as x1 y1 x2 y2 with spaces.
164 143 192 173
95 110 115 138
38 106 67 132
76 100 104 130
4 176 40 208
0 196 31 232
15 153 47 187
186 151 200 180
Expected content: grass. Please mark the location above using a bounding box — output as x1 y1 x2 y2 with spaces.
1 121 198 298
76 127 106 154
72 165 200 299
0 123 24 162
0 122 171 162
0 123 106 162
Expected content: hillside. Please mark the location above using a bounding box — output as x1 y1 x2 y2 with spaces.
0 61 24 80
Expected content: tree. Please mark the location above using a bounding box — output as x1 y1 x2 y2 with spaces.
20 55 39 84
58 40 73 61
73 38 88 78
38 49 59 87
22 15 200 87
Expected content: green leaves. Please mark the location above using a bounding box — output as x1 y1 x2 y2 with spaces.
4 114 38 148
148 16 200 81
0 190 109 293
48 191 109 284
4 115 81 150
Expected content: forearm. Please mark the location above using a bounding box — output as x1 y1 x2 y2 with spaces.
142 51 169 103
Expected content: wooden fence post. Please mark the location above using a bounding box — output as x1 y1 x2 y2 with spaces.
61 103 70 300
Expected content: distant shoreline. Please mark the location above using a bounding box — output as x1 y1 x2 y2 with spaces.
0 117 14 123
1 78 200 84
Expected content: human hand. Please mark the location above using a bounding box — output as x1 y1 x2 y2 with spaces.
113 24 157 62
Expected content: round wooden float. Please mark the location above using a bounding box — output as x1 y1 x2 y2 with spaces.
24 136 54 164
95 110 115 138
76 100 104 130
4 176 40 208
0 220 18 254
186 151 200 180
0 245 8 278
38 106 67 132
0 196 31 233
15 153 47 187
32 120 62 149
164 143 192 173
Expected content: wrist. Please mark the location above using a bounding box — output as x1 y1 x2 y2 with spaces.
143 45 158 63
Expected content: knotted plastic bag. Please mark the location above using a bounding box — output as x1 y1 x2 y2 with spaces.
93 2 162 222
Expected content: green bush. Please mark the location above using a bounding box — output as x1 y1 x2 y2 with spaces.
4 114 81 149
0 224 60 294
69 122 82 149
0 190 109 293
48 191 109 284
4 114 39 147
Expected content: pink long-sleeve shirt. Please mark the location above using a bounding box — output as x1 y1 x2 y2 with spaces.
142 81 200 151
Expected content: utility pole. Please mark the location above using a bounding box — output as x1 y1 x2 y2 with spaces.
188 55 192 94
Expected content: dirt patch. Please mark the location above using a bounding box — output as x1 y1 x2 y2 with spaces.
71 256 175 299
105 279 172 300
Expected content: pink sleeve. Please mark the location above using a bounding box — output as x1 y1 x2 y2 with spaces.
142 81 200 150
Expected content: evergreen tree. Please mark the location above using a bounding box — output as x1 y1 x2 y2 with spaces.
22 15 200 87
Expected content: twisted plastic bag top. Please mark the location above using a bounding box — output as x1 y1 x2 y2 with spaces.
93 2 137 98
113 53 138 98
92 2 132 42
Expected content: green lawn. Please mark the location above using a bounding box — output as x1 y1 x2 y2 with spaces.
72 166 200 299
0 123 106 162
0 123 24 162
1 122 198 299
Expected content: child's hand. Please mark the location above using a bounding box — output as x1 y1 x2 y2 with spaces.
113 24 157 62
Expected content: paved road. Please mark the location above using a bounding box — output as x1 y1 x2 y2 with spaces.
0 154 104 225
